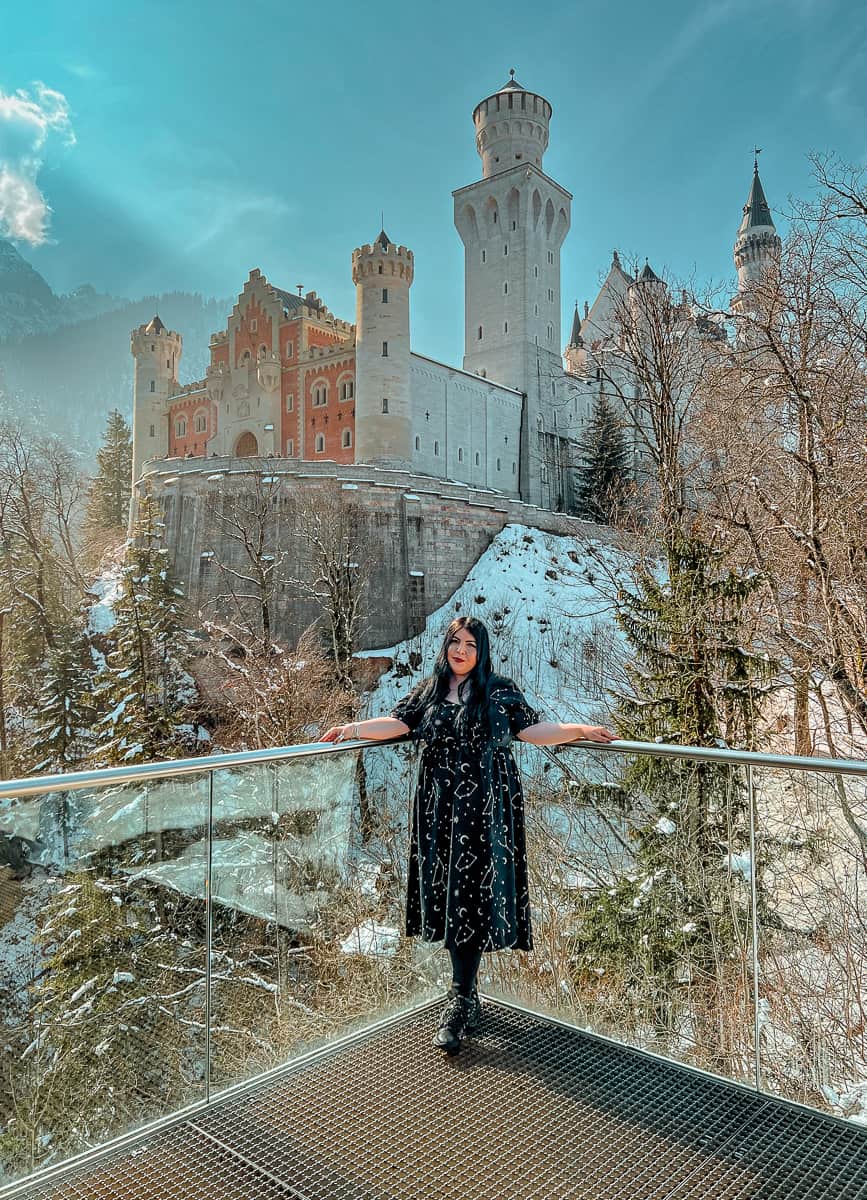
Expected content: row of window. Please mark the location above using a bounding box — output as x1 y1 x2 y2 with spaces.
175 413 208 436
479 251 556 272
311 430 353 452
411 435 516 473
477 322 555 341
311 379 354 406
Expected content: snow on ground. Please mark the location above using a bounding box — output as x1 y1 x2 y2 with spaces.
0 874 56 1024
87 566 123 637
358 523 628 725
339 920 400 957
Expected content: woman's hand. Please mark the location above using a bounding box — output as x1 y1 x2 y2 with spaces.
574 724 617 744
320 723 358 743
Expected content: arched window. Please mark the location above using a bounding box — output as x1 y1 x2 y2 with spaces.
512 461 517 474
312 382 328 407
342 429 352 449
176 417 187 437
382 398 389 413
194 410 208 433
339 376 354 400
242 350 251 363
315 433 325 453
286 439 295 456
150 380 155 393
258 344 268 360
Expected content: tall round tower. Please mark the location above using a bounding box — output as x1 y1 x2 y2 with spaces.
351 230 414 468
733 159 781 315
130 315 182 485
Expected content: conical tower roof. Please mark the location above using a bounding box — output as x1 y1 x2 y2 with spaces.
638 260 660 284
568 303 583 346
738 164 775 235
144 314 166 334
376 229 391 249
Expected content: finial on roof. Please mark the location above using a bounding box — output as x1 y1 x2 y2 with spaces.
612 249 620 266
510 67 516 80
754 146 762 173
584 300 589 319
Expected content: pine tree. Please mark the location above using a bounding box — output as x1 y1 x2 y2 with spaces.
10 871 198 1168
30 622 94 772
575 528 775 1058
574 393 632 524
86 410 133 533
94 494 194 764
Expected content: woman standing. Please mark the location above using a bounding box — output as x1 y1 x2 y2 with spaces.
321 615 615 1054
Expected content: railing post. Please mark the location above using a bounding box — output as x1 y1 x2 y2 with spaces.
747 763 762 1093
205 768 214 1104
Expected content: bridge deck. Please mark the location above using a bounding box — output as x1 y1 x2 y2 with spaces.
13 999 867 1200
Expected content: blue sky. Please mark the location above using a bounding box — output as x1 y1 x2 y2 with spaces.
1 0 865 366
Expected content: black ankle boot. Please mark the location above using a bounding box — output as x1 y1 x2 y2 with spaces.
433 992 470 1054
448 985 482 1032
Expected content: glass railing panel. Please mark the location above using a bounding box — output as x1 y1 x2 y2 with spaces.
207 747 430 1093
0 771 210 1187
754 764 867 1118
485 747 757 1088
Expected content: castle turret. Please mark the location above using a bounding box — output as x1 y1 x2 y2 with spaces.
351 230 414 468
472 68 551 179
733 159 781 317
131 315 182 483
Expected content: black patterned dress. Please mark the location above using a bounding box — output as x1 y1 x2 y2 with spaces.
391 677 541 953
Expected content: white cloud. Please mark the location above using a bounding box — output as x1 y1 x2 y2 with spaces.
0 81 75 245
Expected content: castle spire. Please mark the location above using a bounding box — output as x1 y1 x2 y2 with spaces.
738 159 775 235
568 302 583 347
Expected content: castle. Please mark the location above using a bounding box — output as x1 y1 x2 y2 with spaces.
128 74 781 647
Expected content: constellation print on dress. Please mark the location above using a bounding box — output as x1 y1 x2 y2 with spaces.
392 678 540 953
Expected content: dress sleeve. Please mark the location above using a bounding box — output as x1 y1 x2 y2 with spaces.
492 679 542 738
390 684 427 738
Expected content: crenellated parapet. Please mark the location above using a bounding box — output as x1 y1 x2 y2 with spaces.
351 237 414 285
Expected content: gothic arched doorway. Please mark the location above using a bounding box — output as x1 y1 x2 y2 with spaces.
235 431 258 457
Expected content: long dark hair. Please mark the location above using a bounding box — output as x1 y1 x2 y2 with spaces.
415 616 497 738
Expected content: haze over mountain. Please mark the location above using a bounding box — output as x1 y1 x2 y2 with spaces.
0 239 230 454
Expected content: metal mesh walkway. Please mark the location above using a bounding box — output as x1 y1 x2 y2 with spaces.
12 1000 867 1200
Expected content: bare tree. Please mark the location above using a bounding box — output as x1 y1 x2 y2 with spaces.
283 483 371 688
696 163 867 749
205 465 286 657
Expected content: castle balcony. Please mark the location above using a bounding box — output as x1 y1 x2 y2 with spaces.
2 739 867 1199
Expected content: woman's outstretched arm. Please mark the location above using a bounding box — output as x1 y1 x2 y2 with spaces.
320 717 411 743
517 721 616 746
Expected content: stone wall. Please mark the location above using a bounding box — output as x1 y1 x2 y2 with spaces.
140 457 612 651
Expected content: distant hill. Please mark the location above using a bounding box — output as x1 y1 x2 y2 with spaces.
0 239 231 454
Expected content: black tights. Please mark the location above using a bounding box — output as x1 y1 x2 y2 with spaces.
448 945 483 997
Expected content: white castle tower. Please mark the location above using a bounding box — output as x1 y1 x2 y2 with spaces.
351 230 414 468
732 158 781 319
130 315 182 484
453 71 572 505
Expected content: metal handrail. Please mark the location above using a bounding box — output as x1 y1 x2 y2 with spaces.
0 735 864 801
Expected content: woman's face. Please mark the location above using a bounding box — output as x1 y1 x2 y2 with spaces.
447 628 478 678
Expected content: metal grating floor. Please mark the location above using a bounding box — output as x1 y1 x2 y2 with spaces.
11 999 867 1200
